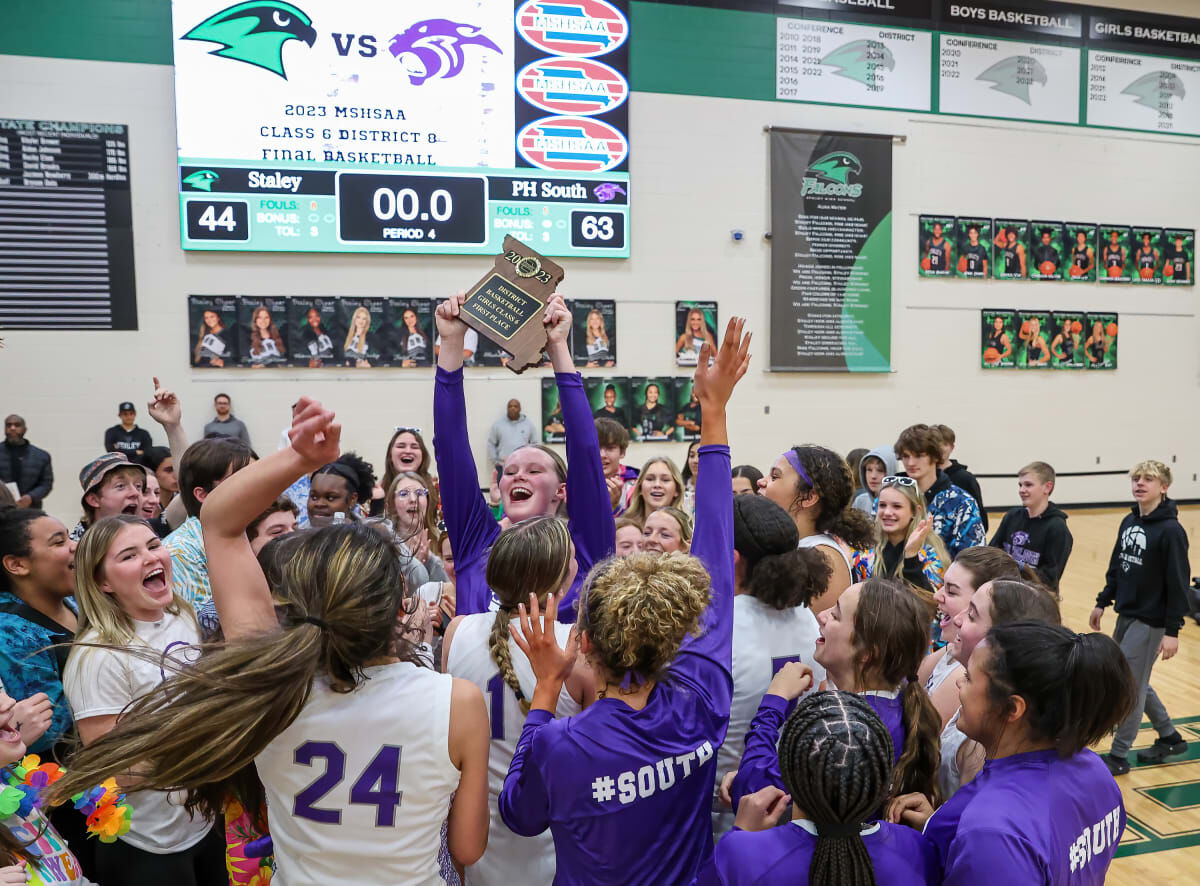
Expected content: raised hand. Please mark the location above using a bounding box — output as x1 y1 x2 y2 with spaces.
435 291 469 340
147 376 182 426
904 515 934 558
543 294 571 347
509 592 578 686
693 317 751 410
767 661 814 701
288 397 341 470
733 786 791 832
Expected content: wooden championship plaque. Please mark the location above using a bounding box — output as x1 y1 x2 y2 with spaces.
460 236 565 374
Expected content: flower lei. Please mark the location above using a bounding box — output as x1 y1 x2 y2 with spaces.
0 755 133 842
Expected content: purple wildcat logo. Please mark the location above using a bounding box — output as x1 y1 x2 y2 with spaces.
388 19 501 85
593 183 626 203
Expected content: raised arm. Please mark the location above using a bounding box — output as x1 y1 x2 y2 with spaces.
672 318 750 687
728 694 787 810
201 398 339 639
433 294 501 615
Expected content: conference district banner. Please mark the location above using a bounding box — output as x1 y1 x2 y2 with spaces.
770 129 892 372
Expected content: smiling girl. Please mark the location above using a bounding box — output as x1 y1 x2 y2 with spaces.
433 293 613 620
640 507 692 554
624 457 685 525
852 476 947 604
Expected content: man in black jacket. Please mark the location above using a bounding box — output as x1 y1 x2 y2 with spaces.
0 415 53 508
103 401 154 464
989 461 1072 590
934 424 987 530
1092 460 1190 776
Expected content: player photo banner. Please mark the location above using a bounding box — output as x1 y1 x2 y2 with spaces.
1098 225 1131 282
1131 226 1164 284
1064 224 1097 282
338 297 389 368
981 309 1017 369
992 219 1028 280
586 377 631 434
630 376 675 442
237 296 289 368
389 298 434 367
918 215 955 277
1029 222 1064 281
955 217 991 278
769 129 893 372
1163 229 1194 286
1050 312 1087 370
1085 313 1118 370
542 376 565 444
672 377 701 442
289 297 341 368
188 295 238 368
1017 311 1051 368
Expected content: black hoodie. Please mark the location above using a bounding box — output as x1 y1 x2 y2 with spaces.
945 459 987 530
1096 498 1190 637
988 502 1073 589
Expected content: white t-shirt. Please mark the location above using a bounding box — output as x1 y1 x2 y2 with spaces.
63 611 211 854
446 613 580 886
256 661 459 886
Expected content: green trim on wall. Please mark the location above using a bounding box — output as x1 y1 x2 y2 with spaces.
3 0 173 65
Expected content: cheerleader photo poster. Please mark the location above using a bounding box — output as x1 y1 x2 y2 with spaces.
188 295 237 368
339 298 389 367
674 301 718 367
289 297 340 368
389 298 434 367
237 296 288 368
572 299 617 367
980 309 1016 369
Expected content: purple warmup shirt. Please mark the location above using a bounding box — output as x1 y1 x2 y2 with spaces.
691 819 939 886
432 367 614 619
729 692 904 812
499 445 733 885
924 748 1124 885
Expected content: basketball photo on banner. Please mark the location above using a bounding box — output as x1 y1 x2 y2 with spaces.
1086 313 1119 370
1017 310 1051 368
388 298 434 368
573 298 617 367
1132 227 1163 284
541 376 565 444
289 297 340 368
1099 225 1131 282
586 376 631 433
630 376 674 441
1162 228 1194 286
672 377 701 441
918 214 955 276
339 297 388 368
237 296 288 368
674 301 718 367
1050 312 1086 370
955 217 991 277
981 309 1017 369
1064 223 1096 282
992 219 1028 279
1029 222 1064 280
188 294 237 368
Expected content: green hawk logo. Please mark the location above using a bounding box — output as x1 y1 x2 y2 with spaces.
183 170 220 191
976 56 1047 105
182 1 316 79
1122 71 1186 111
821 40 895 87
802 152 863 197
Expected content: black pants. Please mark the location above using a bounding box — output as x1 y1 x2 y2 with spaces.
93 823 226 886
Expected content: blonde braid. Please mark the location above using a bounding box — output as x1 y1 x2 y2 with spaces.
488 609 530 715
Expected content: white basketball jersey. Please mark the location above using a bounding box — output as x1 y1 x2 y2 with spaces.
256 661 458 886
446 613 581 886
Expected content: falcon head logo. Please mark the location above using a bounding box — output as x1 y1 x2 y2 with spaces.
821 39 895 87
1122 71 1187 111
806 152 862 185
388 20 502 86
976 56 1047 105
182 2 316 79
183 170 220 191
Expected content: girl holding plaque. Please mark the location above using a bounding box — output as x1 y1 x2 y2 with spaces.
433 293 614 622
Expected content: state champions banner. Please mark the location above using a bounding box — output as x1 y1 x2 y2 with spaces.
769 129 892 372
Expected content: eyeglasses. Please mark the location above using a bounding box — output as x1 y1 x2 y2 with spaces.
881 476 917 488
395 489 429 499
394 426 423 436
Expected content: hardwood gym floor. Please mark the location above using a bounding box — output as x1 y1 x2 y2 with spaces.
1036 505 1200 882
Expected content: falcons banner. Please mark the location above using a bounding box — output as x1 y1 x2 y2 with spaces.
769 129 892 373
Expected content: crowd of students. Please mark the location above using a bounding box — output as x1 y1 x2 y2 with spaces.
0 297 1188 885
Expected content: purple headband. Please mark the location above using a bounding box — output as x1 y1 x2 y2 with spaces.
783 449 814 488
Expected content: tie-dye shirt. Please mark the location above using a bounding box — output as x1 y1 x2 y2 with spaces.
164 516 210 609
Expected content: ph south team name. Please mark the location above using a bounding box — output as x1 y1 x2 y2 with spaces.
590 741 715 806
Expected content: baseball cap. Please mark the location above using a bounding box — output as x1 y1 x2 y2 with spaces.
732 494 800 563
118 402 136 412
78 452 147 500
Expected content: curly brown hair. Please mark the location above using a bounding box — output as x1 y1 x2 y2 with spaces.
784 446 873 549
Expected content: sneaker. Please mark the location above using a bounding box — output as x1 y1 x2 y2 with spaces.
1136 735 1188 764
1102 754 1130 776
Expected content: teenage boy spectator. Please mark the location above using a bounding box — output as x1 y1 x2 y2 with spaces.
164 436 255 608
486 398 536 474
103 401 154 464
933 424 987 529
851 444 895 516
202 392 251 446
0 415 53 508
70 453 148 540
1092 460 1190 776
989 461 1073 590
894 424 985 557
595 417 638 516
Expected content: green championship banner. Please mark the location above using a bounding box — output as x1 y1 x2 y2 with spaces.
769 128 892 372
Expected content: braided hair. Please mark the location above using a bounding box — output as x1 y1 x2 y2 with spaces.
779 691 893 886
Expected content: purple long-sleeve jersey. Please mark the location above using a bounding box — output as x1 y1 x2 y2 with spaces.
432 367 614 619
924 748 1123 885
499 445 733 885
729 692 904 812
691 819 939 885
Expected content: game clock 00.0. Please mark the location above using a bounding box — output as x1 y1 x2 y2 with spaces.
336 172 488 246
